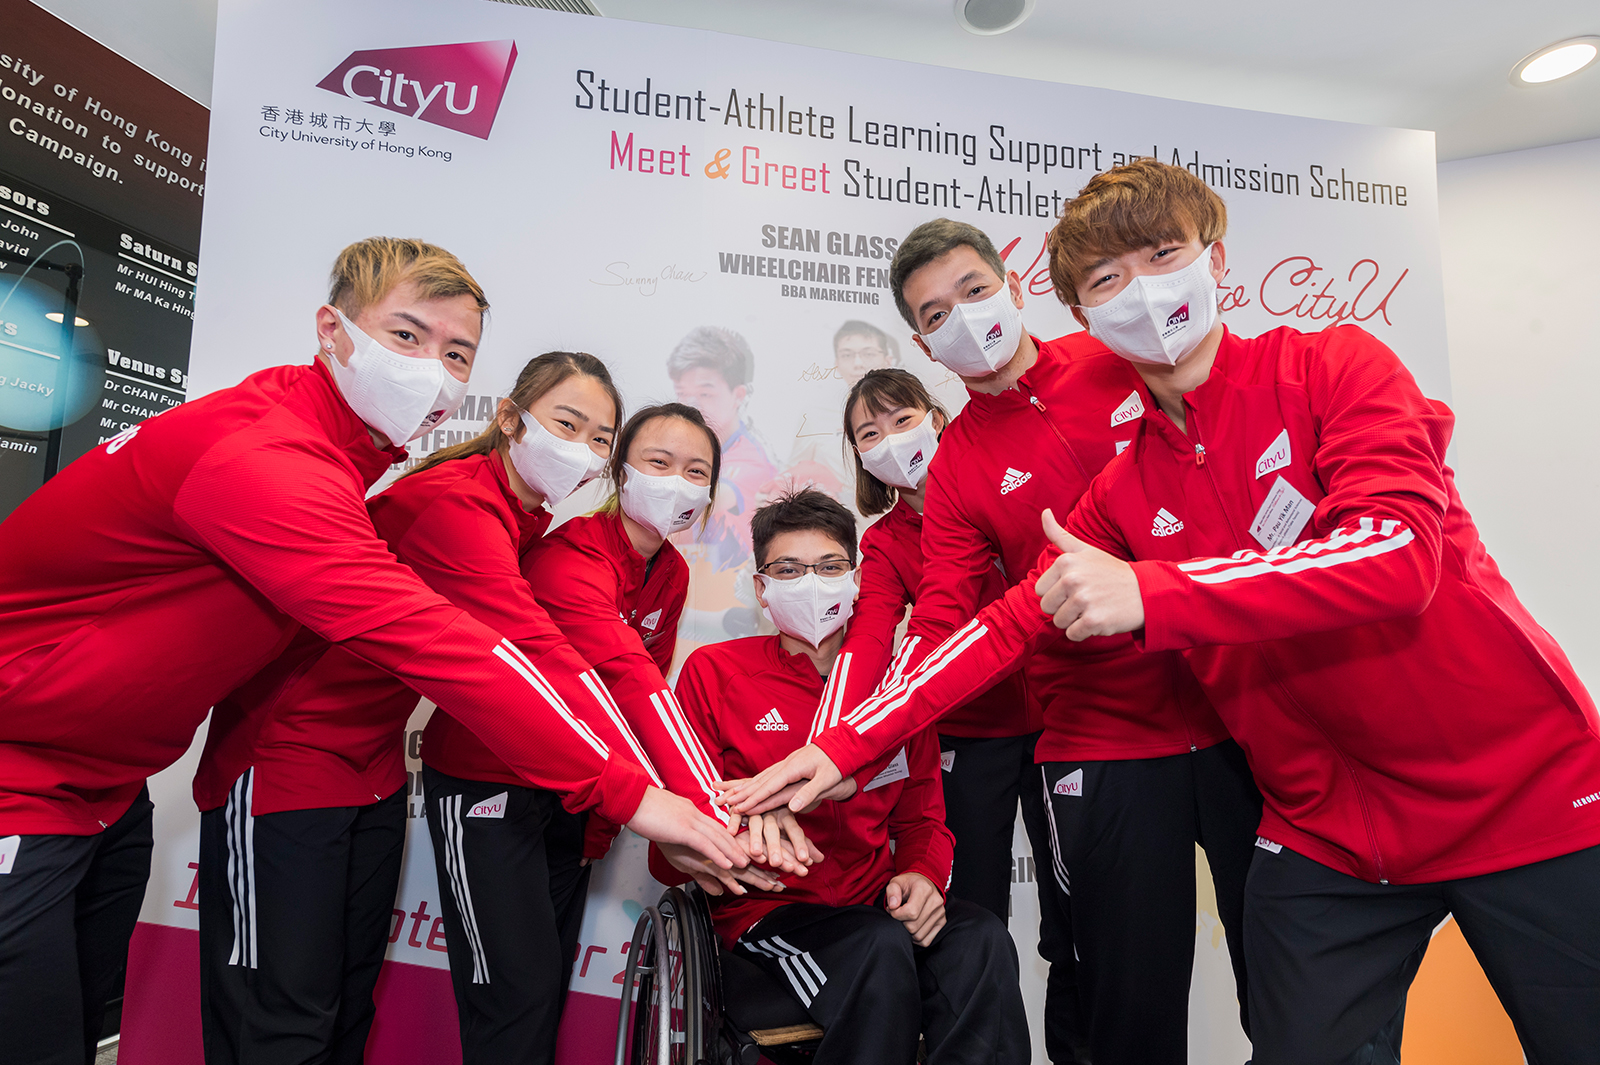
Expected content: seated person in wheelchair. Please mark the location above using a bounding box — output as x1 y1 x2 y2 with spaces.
663 488 1030 1065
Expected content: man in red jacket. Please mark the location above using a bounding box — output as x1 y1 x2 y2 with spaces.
0 237 743 1065
674 489 1028 1065
744 220 1261 1064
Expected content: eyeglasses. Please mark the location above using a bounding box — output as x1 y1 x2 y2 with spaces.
757 559 854 581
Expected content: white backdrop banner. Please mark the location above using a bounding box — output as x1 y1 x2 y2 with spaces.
130 2 1447 1063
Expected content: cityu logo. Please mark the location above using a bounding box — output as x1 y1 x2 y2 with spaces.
1054 769 1083 797
467 791 508 818
821 603 841 620
1166 303 1190 328
1110 390 1145 427
907 449 924 472
983 322 1004 348
316 40 519 140
1255 428 1291 479
672 508 696 527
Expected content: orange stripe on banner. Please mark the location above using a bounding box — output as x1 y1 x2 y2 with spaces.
1400 917 1523 1064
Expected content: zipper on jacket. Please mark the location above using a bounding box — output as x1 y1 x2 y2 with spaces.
1025 393 1092 483
1194 443 1206 467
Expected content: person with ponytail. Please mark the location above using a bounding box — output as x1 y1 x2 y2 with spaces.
191 351 755 1065
422 400 810 1063
808 368 1085 1059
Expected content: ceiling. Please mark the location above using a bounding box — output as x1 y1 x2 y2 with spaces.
31 0 1600 161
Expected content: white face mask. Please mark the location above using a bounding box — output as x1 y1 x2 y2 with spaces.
919 285 1024 378
326 310 469 447
857 413 939 492
1082 246 1220 366
620 465 711 539
759 570 857 648
506 411 606 504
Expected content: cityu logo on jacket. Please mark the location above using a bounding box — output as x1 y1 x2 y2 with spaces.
983 322 1004 349
316 39 519 140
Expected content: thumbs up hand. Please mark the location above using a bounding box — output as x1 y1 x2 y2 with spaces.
1034 509 1145 641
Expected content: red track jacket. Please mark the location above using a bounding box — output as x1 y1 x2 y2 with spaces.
847 326 1600 884
807 498 1028 741
424 508 726 850
813 335 1225 777
0 361 649 835
668 635 954 947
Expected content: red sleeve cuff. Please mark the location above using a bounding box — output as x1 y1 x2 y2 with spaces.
583 814 623 860
570 758 650 825
814 725 877 780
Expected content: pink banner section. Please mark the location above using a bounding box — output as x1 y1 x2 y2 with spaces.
118 921 627 1065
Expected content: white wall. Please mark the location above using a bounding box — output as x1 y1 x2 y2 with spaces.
1438 137 1600 691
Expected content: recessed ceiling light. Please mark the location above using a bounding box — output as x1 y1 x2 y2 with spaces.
954 0 1035 36
1510 37 1599 85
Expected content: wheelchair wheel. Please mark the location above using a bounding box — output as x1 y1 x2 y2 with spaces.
616 887 720 1065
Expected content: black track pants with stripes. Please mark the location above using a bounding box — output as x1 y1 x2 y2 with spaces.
0 785 152 1065
422 766 591 1065
938 731 1088 1064
1040 740 1261 1065
1246 841 1600 1065
197 774 406 1065
736 898 1031 1065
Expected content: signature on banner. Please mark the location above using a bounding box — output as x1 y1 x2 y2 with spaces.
590 260 707 297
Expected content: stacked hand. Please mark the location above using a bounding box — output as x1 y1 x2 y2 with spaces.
715 745 853 815
1033 509 1144 640
885 872 944 945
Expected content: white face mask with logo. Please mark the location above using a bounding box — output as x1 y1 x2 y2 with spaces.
1082 246 1220 367
327 310 469 447
620 466 711 539
759 570 857 648
920 286 1024 378
857 413 939 492
506 411 606 504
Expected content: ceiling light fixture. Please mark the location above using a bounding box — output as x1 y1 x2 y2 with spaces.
1510 37 1599 85
954 0 1036 37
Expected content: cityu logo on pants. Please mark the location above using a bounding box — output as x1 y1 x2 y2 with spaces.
316 39 519 140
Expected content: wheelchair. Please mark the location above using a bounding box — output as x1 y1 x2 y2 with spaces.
613 885 823 1065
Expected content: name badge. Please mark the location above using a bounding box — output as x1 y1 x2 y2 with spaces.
1249 475 1315 551
864 748 910 792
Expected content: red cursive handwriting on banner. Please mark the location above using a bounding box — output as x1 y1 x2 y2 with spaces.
1259 256 1408 328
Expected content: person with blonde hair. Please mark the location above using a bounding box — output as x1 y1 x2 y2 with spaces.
0 237 744 1065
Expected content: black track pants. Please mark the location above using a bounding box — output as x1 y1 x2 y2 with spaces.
423 766 589 1065
1246 840 1600 1065
198 774 406 1065
938 731 1087 1064
1040 739 1261 1065
0 785 152 1065
736 898 1030 1065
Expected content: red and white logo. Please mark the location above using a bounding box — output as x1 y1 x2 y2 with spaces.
982 321 1004 348
907 449 924 472
317 40 519 140
821 602 841 620
1151 507 1184 537
639 609 662 632
104 423 141 454
1110 389 1145 427
0 834 19 875
468 791 508 818
755 708 789 732
1255 428 1291 479
1165 303 1190 327
1053 769 1083 796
